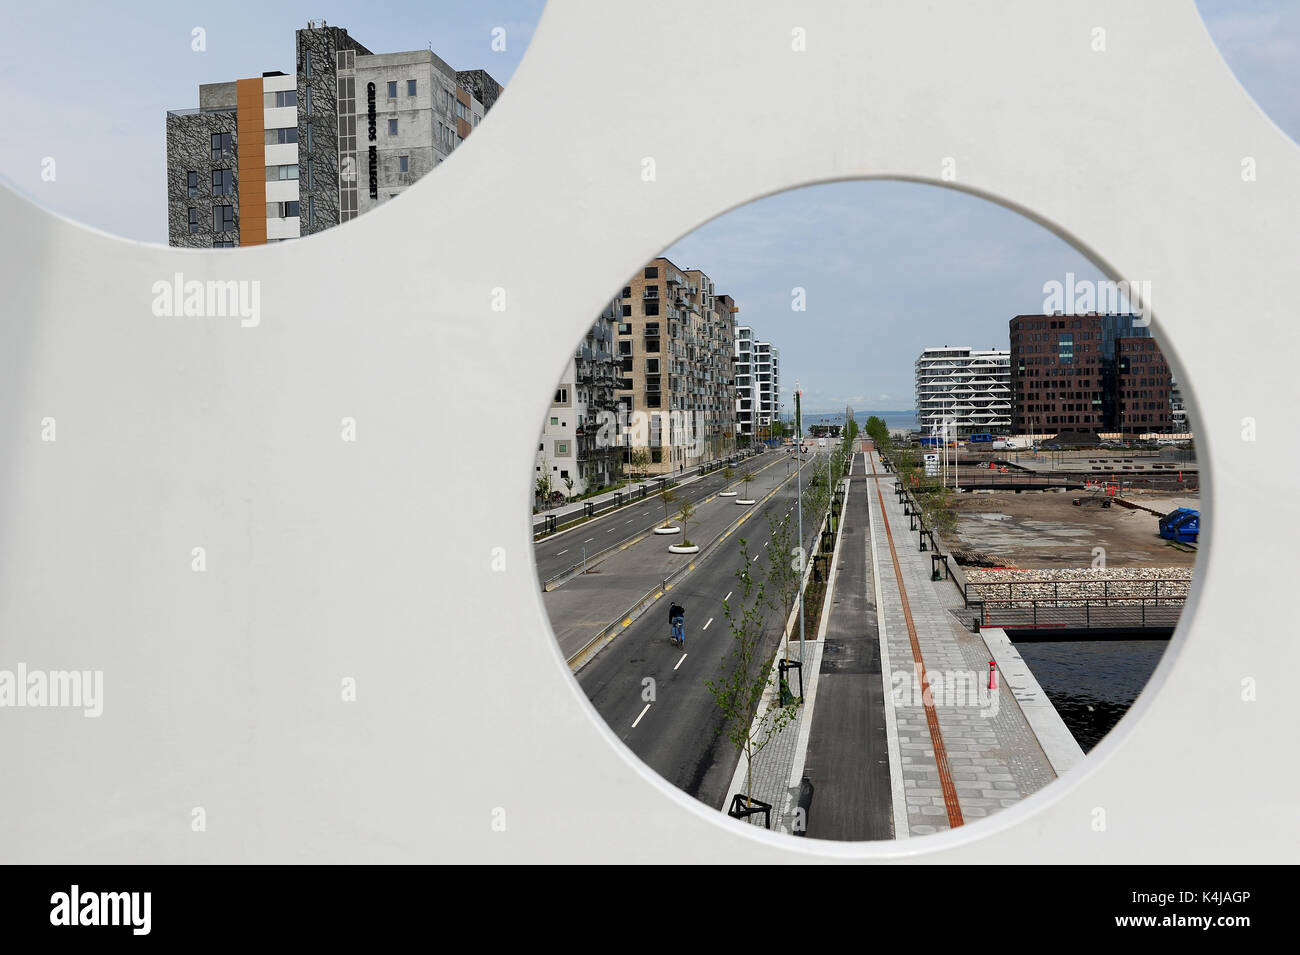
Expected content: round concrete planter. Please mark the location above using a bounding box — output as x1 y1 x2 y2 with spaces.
669 543 700 554
654 525 680 535
736 499 757 506
719 490 737 497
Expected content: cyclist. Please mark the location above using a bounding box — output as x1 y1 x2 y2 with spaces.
668 602 685 647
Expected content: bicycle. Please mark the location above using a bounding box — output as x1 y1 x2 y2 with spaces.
670 616 685 648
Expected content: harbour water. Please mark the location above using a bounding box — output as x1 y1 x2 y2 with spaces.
1012 638 1169 752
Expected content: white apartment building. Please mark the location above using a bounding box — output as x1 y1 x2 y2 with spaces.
537 299 621 500
915 346 1011 434
734 326 780 441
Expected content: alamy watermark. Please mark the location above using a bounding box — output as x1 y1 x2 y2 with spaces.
151 272 260 328
892 667 999 717
0 664 103 717
1042 272 1151 326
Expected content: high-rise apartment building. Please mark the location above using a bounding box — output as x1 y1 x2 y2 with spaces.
1009 313 1173 435
165 20 501 248
914 347 1011 435
734 326 780 442
536 298 621 498
615 258 738 474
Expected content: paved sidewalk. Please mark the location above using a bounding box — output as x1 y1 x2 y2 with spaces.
869 451 1058 836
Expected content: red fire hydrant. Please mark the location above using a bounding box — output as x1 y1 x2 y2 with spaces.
988 660 997 690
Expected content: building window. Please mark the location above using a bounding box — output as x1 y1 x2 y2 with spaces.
305 161 312 189
187 207 199 233
622 286 631 298
644 302 660 316
555 388 569 403
557 443 568 455
621 304 632 317
618 322 631 334
305 89 312 114
306 124 313 151
266 200 301 218
645 266 659 278
387 81 397 99
388 118 398 136
265 128 298 145
443 88 454 113
211 168 234 195
274 89 298 108
212 205 235 232
407 79 417 97
307 195 315 229
618 340 632 356
304 52 311 78
399 155 409 173
266 164 300 181
550 417 558 426
186 171 198 196
213 237 235 248
210 132 233 159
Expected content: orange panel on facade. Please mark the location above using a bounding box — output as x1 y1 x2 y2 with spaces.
235 77 267 246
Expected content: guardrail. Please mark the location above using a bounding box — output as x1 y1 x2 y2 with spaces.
541 453 773 591
533 451 765 539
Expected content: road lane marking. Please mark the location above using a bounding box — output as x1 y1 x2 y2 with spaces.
555 549 568 556
724 591 732 602
703 617 713 630
632 704 651 728
584 538 595 543
674 653 687 671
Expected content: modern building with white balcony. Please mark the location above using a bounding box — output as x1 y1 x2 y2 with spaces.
915 346 1011 435
735 326 780 442
536 297 622 499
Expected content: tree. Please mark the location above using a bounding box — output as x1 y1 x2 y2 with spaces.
741 469 756 501
660 487 679 528
765 509 803 664
630 447 651 480
864 415 890 450
676 497 696 547
536 457 552 508
562 474 575 501
706 538 800 822
721 464 734 485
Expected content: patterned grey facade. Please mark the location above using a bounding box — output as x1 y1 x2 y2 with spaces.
165 109 239 248
296 25 372 237
457 69 502 111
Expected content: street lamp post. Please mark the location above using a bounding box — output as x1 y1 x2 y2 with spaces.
795 386 806 668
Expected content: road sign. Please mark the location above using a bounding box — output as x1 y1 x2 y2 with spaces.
924 452 939 477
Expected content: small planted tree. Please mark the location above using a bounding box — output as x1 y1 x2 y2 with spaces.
536 456 552 509
563 475 575 502
741 469 756 501
676 498 696 548
660 487 679 528
630 447 651 480
766 510 803 664
707 538 801 826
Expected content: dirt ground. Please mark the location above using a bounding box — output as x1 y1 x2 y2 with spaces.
944 489 1200 569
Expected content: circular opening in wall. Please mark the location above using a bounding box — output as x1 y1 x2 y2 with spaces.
533 180 1204 842
0 1 545 247
1195 1 1300 147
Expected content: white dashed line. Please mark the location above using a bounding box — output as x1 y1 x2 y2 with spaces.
724 591 732 602
584 538 595 543
555 549 568 557
674 653 687 671
631 704 651 728
703 617 713 630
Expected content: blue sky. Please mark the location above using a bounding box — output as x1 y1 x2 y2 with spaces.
0 2 1293 413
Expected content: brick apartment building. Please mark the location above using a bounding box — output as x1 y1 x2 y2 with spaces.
1009 313 1173 436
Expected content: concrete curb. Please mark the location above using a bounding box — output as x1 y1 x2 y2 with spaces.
980 627 1086 776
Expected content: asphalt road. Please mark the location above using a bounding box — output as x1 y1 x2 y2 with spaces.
573 451 831 809
533 449 804 585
